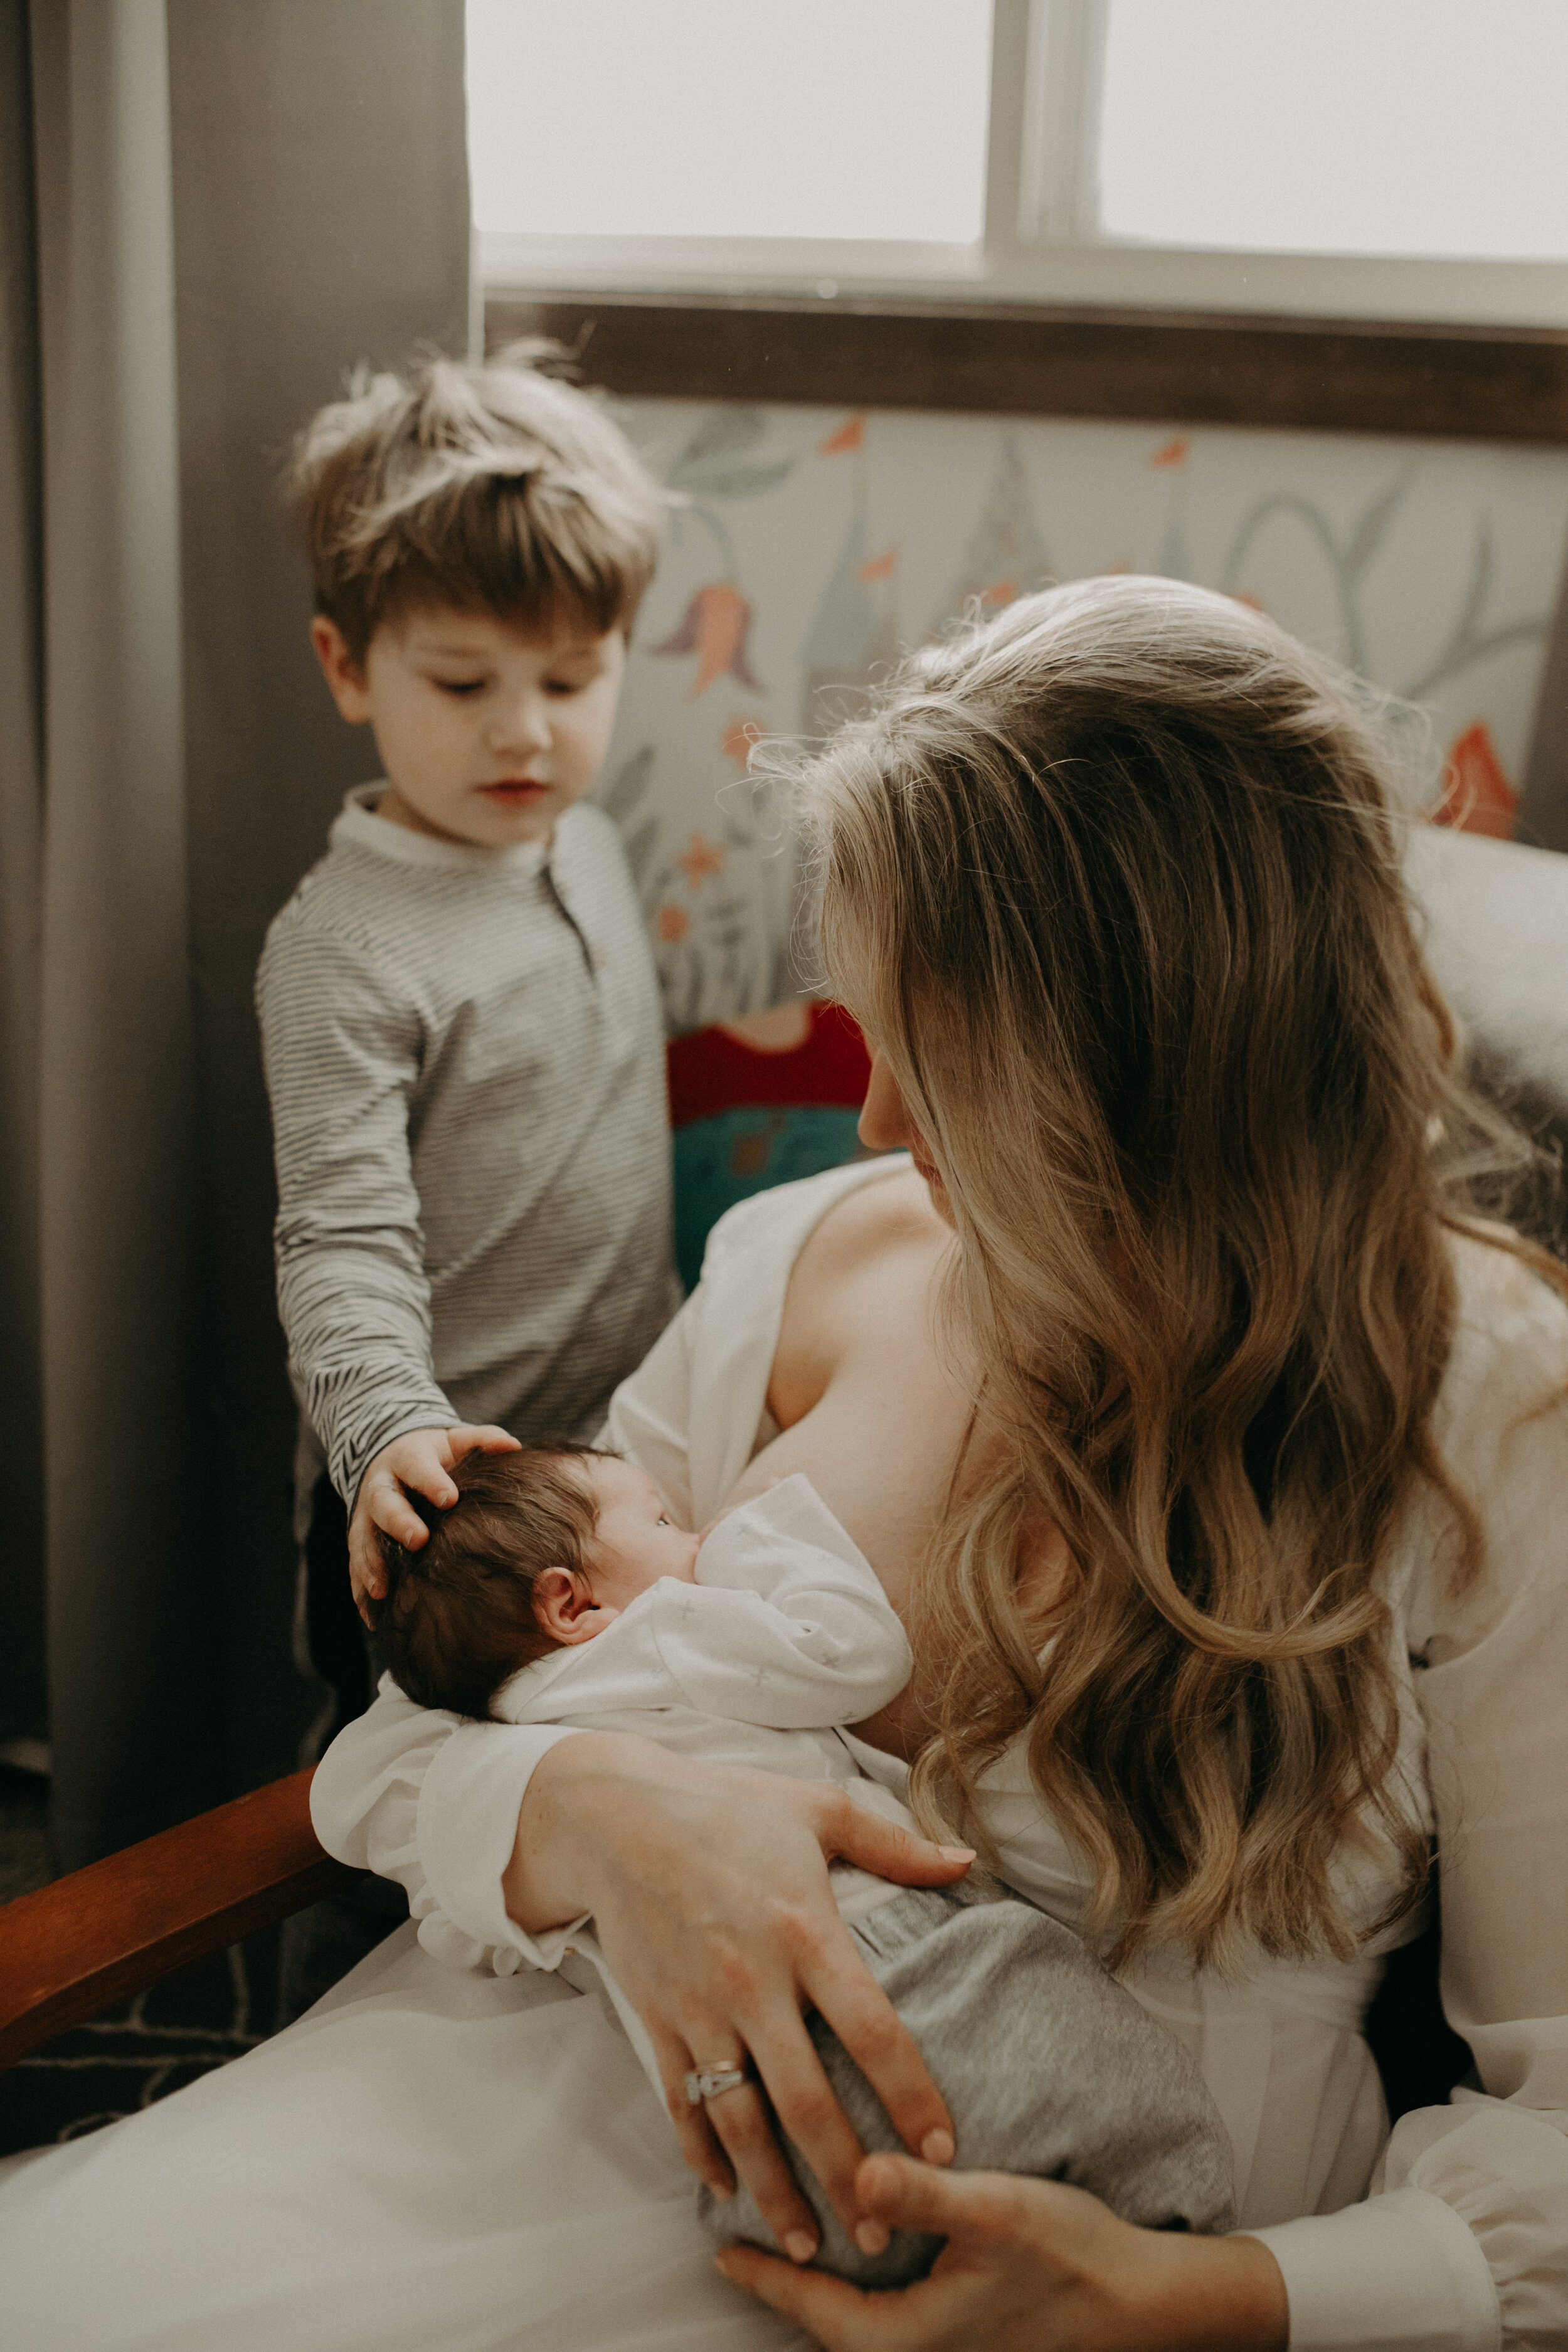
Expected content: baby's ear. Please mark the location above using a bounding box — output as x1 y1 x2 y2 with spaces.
533 1565 599 1646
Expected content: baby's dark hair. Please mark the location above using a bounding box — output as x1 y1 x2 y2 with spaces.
369 1443 615 1720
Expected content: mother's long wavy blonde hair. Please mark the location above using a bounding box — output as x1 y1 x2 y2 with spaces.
792 575 1559 1971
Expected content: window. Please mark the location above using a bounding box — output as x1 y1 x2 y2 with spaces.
468 0 991 249
470 0 1568 324
469 0 993 295
1096 0 1568 263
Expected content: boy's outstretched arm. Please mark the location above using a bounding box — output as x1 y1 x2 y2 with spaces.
259 925 522 1622
350 1422 520 1619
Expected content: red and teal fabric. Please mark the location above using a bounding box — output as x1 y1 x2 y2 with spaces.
666 1003 873 1292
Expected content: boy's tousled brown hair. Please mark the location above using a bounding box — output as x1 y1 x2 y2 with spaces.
283 343 664 661
371 1444 613 1720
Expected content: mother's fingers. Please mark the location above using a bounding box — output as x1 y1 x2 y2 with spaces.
694 2073 825 2264
723 2161 1293 2352
792 1922 955 2185
714 2243 930 2352
855 2151 1034 2241
712 2161 1054 2352
722 1992 874 2244
652 2015 825 2262
825 1801 977 1895
650 2026 741 2204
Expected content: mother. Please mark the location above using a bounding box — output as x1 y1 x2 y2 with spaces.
7 576 1567 2351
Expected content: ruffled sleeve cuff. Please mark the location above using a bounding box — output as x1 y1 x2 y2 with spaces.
1246 2186 1500 2352
416 1719 590 1975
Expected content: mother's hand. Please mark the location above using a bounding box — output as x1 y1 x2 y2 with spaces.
717 2153 1290 2351
504 1737 976 2264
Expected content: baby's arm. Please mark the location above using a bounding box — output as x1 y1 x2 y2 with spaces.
650 1474 912 1729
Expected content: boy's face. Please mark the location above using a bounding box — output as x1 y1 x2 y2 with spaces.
311 605 626 848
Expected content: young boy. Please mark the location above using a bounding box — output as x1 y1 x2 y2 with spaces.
372 1446 1238 2289
258 347 681 1744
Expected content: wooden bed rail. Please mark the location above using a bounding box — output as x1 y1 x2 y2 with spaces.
0 1768 361 2069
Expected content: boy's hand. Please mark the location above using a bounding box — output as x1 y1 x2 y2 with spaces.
349 1424 521 1621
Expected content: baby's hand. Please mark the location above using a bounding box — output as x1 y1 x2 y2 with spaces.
349 1424 521 1621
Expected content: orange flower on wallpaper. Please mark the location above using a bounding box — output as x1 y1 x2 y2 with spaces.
679 832 726 888
977 578 1017 607
652 583 761 697
857 549 897 582
1434 721 1517 839
819 413 866 455
656 903 690 943
1150 437 1190 468
721 715 766 767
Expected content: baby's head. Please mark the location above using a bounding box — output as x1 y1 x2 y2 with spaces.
370 1445 699 1720
283 345 664 847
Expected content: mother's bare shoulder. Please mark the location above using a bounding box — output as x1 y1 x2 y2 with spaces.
792 1163 944 1295
768 1165 947 1424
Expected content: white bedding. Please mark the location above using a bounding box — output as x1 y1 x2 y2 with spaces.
1 1918 808 2350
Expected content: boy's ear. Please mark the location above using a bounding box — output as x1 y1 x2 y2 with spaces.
310 615 373 723
533 1566 603 1647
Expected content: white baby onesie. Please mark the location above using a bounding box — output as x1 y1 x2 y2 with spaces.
492 1471 918 2082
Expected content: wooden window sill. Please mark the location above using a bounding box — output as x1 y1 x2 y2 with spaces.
487 289 1568 444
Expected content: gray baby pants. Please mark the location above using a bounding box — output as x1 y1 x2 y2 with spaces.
697 1881 1236 2289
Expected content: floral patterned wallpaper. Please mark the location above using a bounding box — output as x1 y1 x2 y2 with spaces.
593 398 1568 1033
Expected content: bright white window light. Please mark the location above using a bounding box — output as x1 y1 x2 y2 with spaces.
1099 0 1568 260
465 0 992 243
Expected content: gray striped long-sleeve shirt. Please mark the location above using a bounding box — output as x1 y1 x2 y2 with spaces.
256 786 681 1510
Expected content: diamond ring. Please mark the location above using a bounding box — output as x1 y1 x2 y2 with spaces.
684 2062 751 2105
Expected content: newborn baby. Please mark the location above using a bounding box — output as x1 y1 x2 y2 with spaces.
372 1445 1237 2284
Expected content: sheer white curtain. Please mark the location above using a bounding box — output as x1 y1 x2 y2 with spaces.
0 0 469 1867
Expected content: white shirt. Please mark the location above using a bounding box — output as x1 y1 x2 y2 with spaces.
312 1156 1568 2351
